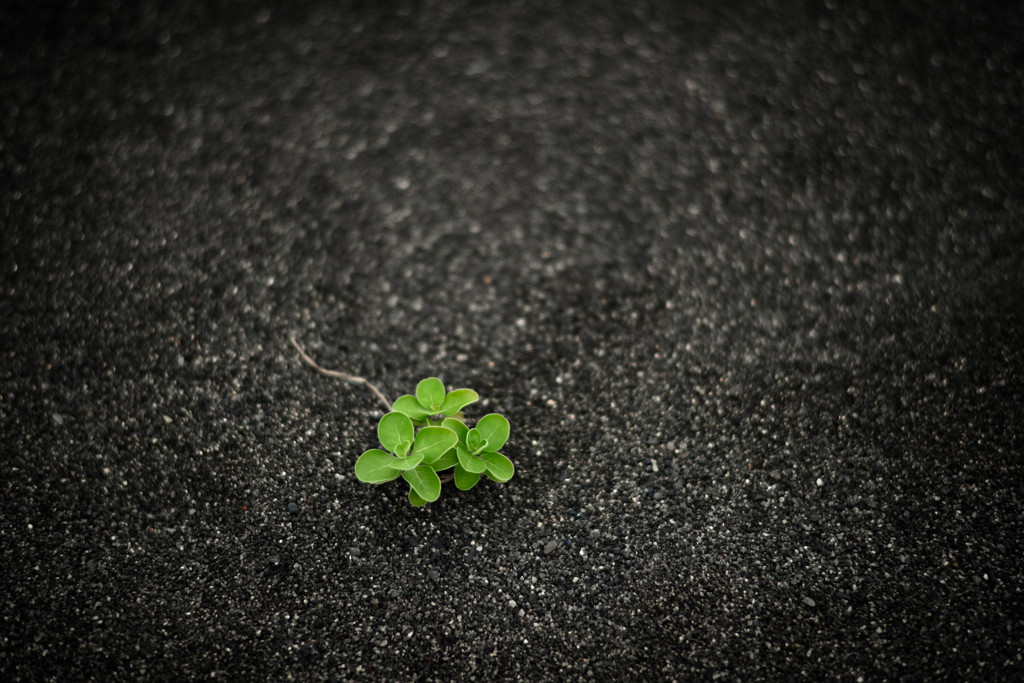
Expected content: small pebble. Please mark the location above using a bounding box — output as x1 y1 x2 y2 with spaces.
427 569 440 581
803 596 816 607
287 502 300 514
543 540 558 555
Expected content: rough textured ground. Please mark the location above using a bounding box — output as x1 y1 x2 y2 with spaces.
2 0 1023 680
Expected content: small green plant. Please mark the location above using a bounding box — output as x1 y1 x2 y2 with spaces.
290 340 513 506
355 378 513 506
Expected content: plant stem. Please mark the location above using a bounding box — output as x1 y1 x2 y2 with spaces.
289 338 393 412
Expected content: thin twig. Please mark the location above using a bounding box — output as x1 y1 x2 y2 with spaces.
290 337 392 412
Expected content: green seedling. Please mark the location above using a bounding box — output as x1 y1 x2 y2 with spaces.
355 383 513 505
440 414 514 491
291 339 513 506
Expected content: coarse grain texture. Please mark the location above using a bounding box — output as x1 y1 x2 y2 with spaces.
2 0 1023 680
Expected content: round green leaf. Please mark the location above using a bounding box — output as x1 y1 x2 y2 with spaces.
408 486 428 507
414 426 459 463
393 394 432 421
402 465 441 503
378 412 414 454
354 449 402 483
439 389 479 416
456 446 488 474
479 451 514 482
441 418 469 445
387 452 424 471
415 377 446 412
454 465 481 491
475 414 510 451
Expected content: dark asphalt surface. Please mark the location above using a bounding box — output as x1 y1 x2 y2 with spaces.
2 1 1023 680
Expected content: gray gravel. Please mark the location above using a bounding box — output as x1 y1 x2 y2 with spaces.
2 1 1023 680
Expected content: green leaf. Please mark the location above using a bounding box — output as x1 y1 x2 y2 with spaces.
454 465 481 491
378 412 414 454
475 414 510 451
429 448 458 471
393 395 432 421
466 428 485 454
442 418 469 444
394 440 411 457
479 451 514 482
403 465 441 503
354 449 402 483
414 426 459 463
408 486 428 507
413 378 446 411
387 452 424 471
456 446 488 474
416 377 446 412
439 389 479 416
